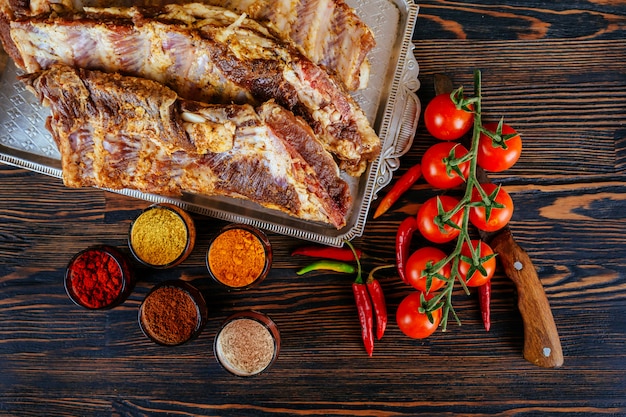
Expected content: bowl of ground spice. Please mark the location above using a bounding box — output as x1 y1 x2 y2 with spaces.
138 280 208 346
214 311 280 377
206 224 272 290
129 203 196 269
65 245 134 310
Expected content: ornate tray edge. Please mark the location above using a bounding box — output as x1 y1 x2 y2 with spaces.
338 2 421 244
373 4 421 199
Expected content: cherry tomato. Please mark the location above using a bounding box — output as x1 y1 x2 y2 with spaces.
469 183 514 232
405 246 450 293
458 240 496 287
477 122 522 172
422 142 470 189
417 195 464 243
424 92 474 141
396 291 442 339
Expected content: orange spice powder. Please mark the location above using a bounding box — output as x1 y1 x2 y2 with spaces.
208 228 266 288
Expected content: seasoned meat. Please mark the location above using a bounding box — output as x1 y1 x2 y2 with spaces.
22 64 352 228
0 0 375 91
135 0 376 91
205 0 376 91
0 2 380 176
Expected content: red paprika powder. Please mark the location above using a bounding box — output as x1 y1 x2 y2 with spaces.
65 246 132 309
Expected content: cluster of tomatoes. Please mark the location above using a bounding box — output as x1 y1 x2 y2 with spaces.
395 88 522 339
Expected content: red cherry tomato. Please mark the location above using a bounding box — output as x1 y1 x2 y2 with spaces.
396 291 442 339
469 183 514 232
405 246 450 293
422 142 470 189
477 122 522 172
458 240 496 287
424 93 474 141
417 195 464 243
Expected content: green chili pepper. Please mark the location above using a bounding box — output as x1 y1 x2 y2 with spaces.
296 260 355 275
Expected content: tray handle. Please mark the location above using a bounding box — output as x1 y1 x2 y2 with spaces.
373 43 421 198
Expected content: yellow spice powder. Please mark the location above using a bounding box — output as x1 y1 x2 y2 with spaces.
208 228 265 287
131 207 188 266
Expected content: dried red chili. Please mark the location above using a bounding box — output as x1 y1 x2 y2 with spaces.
66 247 126 309
291 245 363 262
396 216 418 285
344 240 375 356
352 281 374 357
366 265 392 340
373 163 422 219
478 281 491 332
367 280 386 340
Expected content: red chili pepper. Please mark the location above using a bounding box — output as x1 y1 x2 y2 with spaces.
352 282 374 356
366 265 392 340
478 281 491 332
291 245 362 262
343 240 375 356
373 163 422 219
396 216 418 285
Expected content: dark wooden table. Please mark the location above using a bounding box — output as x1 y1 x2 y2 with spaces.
1 1 625 416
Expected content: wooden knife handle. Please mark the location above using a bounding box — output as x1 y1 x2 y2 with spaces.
490 229 564 368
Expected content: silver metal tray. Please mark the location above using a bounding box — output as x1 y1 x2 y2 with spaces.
0 0 421 247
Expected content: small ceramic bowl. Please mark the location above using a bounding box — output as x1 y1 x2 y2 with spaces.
65 245 134 310
206 224 272 291
138 279 208 346
213 310 280 377
128 203 196 269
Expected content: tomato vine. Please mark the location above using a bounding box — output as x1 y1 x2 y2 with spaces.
408 70 515 332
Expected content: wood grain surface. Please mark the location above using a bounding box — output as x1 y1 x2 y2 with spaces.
1 0 625 416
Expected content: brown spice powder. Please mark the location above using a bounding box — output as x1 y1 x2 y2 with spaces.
216 318 275 376
208 229 266 287
131 207 187 266
140 286 199 345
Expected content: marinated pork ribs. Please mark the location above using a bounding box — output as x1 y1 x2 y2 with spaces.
0 0 375 92
0 2 380 176
22 64 352 228
202 0 375 91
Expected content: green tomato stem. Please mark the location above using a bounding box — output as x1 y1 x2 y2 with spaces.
432 69 485 331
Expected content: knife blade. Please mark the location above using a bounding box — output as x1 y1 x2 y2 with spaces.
434 73 563 368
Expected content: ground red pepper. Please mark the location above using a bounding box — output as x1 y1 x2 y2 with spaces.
67 247 125 309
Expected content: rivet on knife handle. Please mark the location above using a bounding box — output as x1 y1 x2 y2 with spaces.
490 229 564 368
